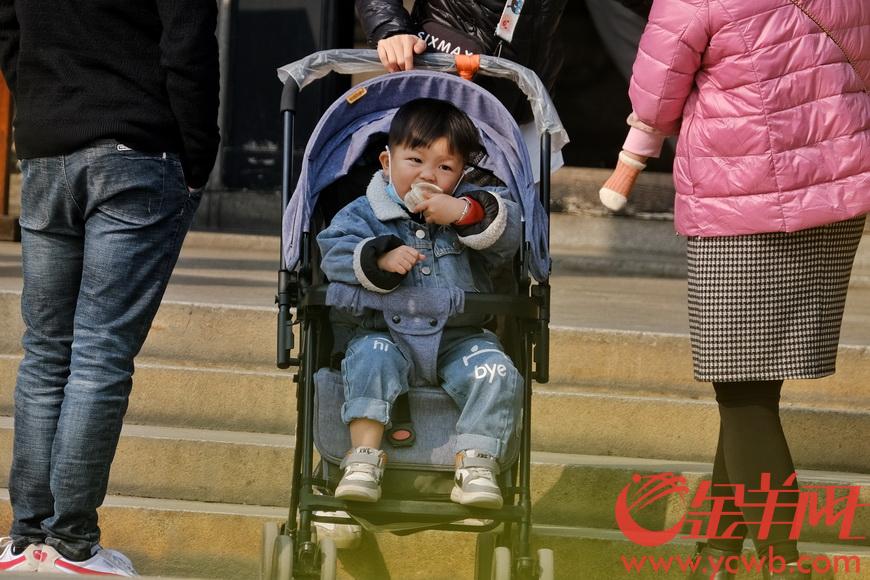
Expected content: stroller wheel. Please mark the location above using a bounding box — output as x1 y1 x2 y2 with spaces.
274 535 294 580
260 522 280 580
492 546 512 580
536 548 554 580
319 537 337 580
474 532 497 580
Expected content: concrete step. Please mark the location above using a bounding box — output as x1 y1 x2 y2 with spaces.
3 372 868 473
4 329 870 414
0 291 277 365
0 355 293 435
551 167 676 217
549 212 686 278
2 360 868 473
5 210 870 303
532 389 870 473
4 290 870 405
0 489 282 579
2 415 867 545
544 328 870 409
528 453 870 548
2 489 868 579
3 343 869 435
0 417 294 508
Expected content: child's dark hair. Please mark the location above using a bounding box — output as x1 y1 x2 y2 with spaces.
389 98 486 165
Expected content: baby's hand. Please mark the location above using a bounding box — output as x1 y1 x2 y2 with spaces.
414 193 467 225
377 245 425 274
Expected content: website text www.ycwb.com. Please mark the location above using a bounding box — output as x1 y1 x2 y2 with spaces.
620 551 860 577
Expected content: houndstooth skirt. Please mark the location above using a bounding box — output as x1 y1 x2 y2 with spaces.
687 215 866 382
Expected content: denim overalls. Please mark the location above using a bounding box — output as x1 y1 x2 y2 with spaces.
317 172 524 460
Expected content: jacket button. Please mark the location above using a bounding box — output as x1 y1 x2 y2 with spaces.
415 229 426 239
392 315 401 323
421 266 431 275
429 319 437 327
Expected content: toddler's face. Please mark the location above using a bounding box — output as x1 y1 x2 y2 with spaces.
379 137 464 199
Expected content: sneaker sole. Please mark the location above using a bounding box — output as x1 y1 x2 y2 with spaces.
450 486 503 509
335 484 381 502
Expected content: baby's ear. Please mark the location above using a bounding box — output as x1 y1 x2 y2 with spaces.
378 149 390 174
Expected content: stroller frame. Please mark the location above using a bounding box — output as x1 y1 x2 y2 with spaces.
271 50 558 580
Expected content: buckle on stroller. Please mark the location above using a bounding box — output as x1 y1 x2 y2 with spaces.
386 393 415 448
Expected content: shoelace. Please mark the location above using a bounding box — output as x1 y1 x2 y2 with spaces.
460 467 496 485
346 462 380 480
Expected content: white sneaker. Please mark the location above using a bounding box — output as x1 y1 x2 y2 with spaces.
313 511 363 550
35 544 138 576
0 538 41 573
450 449 503 509
335 446 386 502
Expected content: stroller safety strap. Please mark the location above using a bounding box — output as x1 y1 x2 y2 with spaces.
339 447 386 470
457 452 500 475
326 283 465 386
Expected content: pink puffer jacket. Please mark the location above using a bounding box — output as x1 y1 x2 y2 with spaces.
627 0 870 236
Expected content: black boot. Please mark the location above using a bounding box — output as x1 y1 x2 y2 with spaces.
688 542 740 580
763 562 808 579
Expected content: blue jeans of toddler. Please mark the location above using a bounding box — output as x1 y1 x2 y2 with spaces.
340 328 523 460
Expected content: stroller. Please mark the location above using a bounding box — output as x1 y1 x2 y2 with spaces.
267 49 568 580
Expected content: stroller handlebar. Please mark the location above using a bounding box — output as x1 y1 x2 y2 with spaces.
277 49 568 152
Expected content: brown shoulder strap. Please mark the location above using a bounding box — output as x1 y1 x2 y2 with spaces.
786 0 866 92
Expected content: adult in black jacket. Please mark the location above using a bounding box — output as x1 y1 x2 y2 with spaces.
356 0 567 124
615 0 651 18
0 0 219 574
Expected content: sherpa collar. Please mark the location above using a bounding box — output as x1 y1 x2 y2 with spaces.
366 172 408 221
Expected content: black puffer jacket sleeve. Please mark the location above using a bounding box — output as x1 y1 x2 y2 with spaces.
355 0 417 46
615 0 651 18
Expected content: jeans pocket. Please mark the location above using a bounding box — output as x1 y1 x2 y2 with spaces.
18 159 53 230
93 150 187 225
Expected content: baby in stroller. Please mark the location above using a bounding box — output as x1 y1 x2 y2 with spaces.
316 97 523 510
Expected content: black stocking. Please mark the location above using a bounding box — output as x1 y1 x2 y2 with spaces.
706 380 800 562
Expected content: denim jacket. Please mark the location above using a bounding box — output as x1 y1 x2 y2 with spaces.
317 171 521 335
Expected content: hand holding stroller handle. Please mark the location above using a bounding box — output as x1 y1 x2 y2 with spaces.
276 49 568 153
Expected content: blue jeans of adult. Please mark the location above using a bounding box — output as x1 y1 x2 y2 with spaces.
340 328 523 461
9 141 201 560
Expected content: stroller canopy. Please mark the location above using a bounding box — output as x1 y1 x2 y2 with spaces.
280 50 567 282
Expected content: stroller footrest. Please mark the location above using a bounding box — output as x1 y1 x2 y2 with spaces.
300 490 526 523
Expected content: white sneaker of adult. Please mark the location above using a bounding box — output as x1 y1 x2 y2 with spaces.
35 544 138 576
0 538 41 573
313 510 363 550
